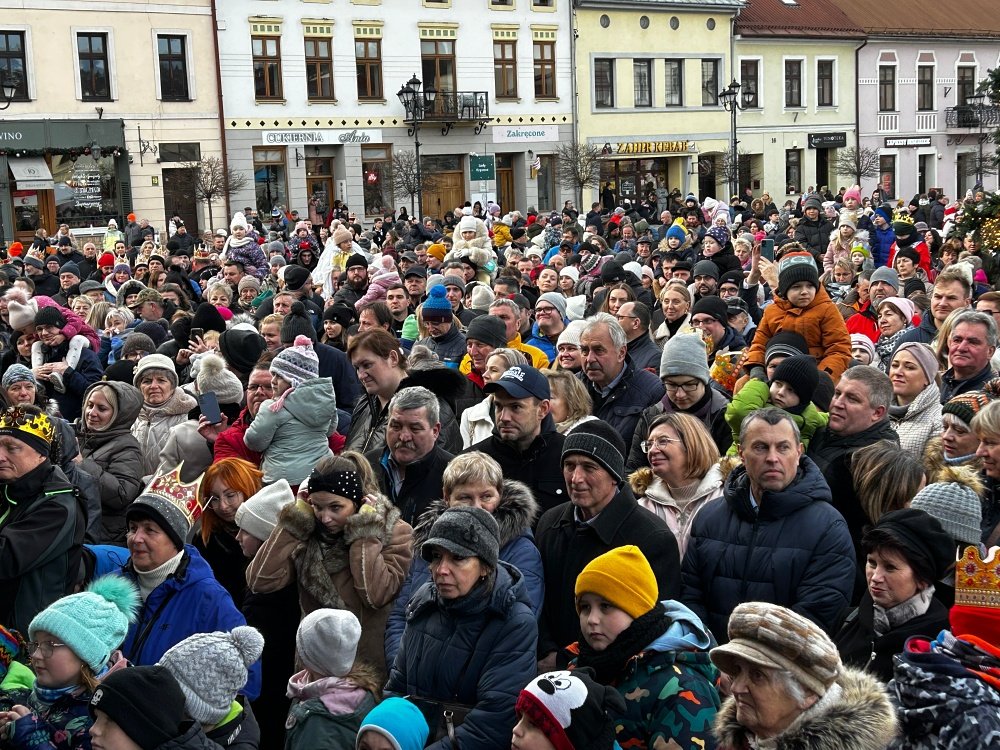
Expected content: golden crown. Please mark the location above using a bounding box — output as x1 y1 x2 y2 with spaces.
144 463 205 525
955 545 1000 609
0 408 54 446
892 210 914 225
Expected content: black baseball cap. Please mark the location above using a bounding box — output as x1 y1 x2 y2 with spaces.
404 266 427 279
483 365 550 400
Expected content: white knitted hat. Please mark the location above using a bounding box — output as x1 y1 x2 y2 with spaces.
296 608 362 678
234 479 294 541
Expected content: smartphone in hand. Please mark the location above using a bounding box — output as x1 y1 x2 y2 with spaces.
198 391 223 425
759 239 775 262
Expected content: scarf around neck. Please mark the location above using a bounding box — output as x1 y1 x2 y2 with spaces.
575 602 671 685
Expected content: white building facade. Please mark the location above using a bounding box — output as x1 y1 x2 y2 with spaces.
216 0 576 223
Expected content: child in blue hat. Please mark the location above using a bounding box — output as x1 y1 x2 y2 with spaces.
356 698 429 750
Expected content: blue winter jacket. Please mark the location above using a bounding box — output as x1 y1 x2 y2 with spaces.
385 562 538 750
680 457 855 643
119 545 261 699
873 226 896 268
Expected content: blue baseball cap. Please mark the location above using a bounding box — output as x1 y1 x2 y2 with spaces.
483 365 550 400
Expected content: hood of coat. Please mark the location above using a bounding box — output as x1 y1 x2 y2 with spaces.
635 465 724 510
80 380 144 442
407 560 530 621
713 667 897 750
280 377 338 427
400 366 466 413
723 455 831 521
411 479 538 551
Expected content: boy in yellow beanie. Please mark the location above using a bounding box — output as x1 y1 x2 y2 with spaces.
570 546 720 750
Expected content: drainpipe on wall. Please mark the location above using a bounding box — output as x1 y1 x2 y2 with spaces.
855 38 868 186
210 0 232 226
569 0 580 206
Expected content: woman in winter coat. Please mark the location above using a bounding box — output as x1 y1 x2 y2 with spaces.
712 602 898 750
629 413 723 559
569 547 720 750
887 342 942 458
384 452 543 667
385 506 537 750
874 296 916 372
835 508 955 683
130 354 197 479
196 458 263 609
77 381 144 545
247 453 413 682
652 281 694 346
0 576 138 750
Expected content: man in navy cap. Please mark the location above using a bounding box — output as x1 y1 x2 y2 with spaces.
467 365 568 517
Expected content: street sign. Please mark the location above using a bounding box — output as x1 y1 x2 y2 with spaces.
469 154 496 181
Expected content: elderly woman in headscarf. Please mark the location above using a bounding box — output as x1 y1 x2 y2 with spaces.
711 602 898 750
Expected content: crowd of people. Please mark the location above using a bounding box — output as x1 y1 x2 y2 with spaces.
1 185 1000 749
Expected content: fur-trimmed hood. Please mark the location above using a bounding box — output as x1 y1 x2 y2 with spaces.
713 666 897 750
923 435 983 474
411 478 538 551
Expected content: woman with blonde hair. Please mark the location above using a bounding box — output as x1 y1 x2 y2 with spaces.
85 300 112 333
851 440 926 524
629 412 723 557
652 280 693 345
196 457 264 607
541 369 594 434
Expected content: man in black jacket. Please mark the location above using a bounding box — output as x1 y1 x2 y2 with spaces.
365 385 453 525
470 365 568 517
794 193 834 262
536 420 679 669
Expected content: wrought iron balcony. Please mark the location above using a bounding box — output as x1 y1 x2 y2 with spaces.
401 90 491 135
946 104 1000 129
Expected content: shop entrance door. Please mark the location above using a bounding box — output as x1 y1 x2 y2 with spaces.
162 168 201 237
815 148 830 192
497 154 515 213
12 189 55 246
306 158 334 225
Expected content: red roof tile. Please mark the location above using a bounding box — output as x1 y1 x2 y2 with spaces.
834 0 1000 37
737 0 865 38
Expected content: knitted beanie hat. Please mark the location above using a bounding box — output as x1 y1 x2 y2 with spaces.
235 479 294 542
237 275 261 294
660 331 710 384
705 225 731 250
158 626 263 725
911 482 983 547
332 226 353 246
2 363 36 390
89 666 187 750
271 334 319 387
219 328 266 376
470 284 496 310
850 334 877 364
120 332 156 361
765 331 809 365
195 352 245 405
893 341 939 385
280 301 317 344
666 224 687 244
421 506 501 568
465 315 508 349
401 314 419 344
34 305 67 330
427 244 447 262
537 291 568 319
777 252 820 297
562 419 626 482
558 319 588 349
802 194 823 212
870 266 900 293
691 295 728 325
943 390 994 429
356 697 430 750
458 215 478 234
895 247 921 266
345 253 369 270
575 546 657 618
29 576 139 672
296 608 362 678
421 285 453 321
132 353 179 390
515 668 626 750
134 320 168 349
878 296 916 325
711 602 842 697
692 259 720 280
191 302 228 335
771 355 819 407
283 265 312 292
7 297 38 331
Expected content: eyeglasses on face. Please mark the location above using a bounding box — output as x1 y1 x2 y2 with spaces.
663 380 701 393
641 435 682 453
26 640 67 658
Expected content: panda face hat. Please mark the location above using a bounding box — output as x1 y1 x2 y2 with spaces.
514 669 625 750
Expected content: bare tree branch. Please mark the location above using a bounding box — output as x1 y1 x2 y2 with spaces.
718 148 761 189
179 156 248 230
833 146 881 185
554 141 602 208
390 150 440 216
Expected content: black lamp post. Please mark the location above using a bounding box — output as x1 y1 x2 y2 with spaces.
718 79 755 200
396 74 436 219
0 77 17 111
968 92 987 190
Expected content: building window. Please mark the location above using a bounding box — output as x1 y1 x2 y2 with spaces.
253 147 288 217
533 41 555 98
817 59 833 107
362 146 392 217
701 59 718 105
878 65 895 111
664 59 682 106
917 65 934 111
355 38 382 99
740 59 758 108
957 66 977 105
633 59 652 107
0 32 28 101
784 60 802 108
489 0 514 6
304 38 334 100
421 40 455 94
533 0 554 6
159 143 201 162
493 40 517 99
536 154 556 211
252 36 282 99
785 148 801 194
594 58 614 108
879 154 896 198
157 35 189 101
77 32 111 101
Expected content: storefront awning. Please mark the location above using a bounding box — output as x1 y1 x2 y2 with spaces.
8 156 54 190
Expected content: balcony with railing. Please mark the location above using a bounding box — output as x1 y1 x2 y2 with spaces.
877 113 899 133
400 89 491 135
946 104 1000 129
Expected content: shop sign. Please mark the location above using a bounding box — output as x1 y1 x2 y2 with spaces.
808 132 847 148
261 129 383 145
68 164 103 209
605 140 694 156
884 136 932 147
492 126 559 143
469 154 496 181
12 190 38 207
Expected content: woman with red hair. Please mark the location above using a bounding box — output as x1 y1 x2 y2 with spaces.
196 457 264 607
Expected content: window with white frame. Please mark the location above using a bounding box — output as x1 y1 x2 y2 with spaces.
917 65 934 111
784 59 802 108
701 59 719 105
664 59 682 106
816 59 834 107
594 58 614 108
633 59 652 107
740 59 759 107
878 65 895 111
